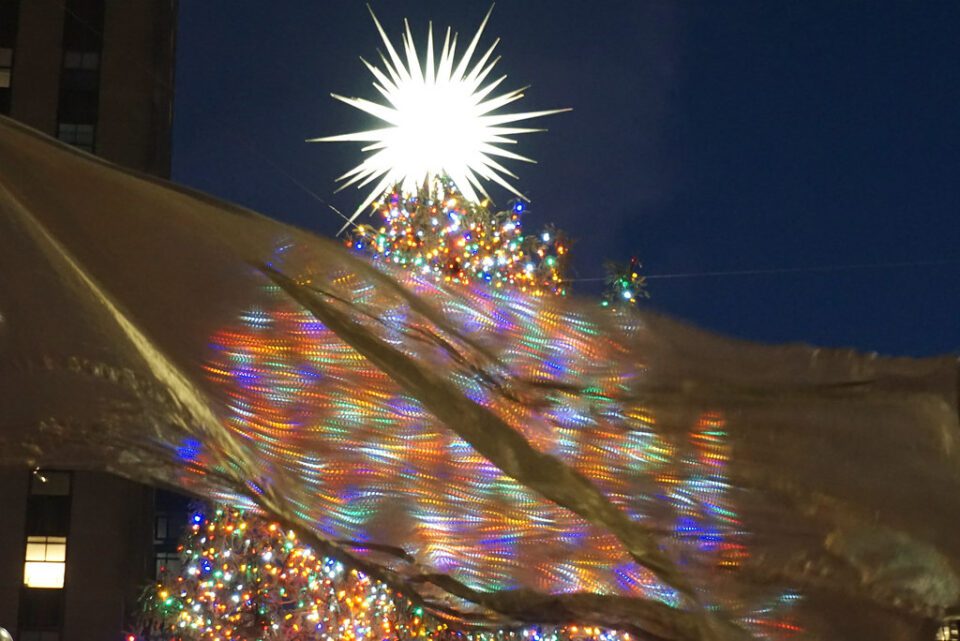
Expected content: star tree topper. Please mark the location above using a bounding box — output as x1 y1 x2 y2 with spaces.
311 6 569 232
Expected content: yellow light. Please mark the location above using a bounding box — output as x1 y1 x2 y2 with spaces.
24 561 64 588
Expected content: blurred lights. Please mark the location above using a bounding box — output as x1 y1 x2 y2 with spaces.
348 178 568 296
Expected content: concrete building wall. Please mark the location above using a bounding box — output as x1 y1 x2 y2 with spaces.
7 0 176 176
62 473 154 641
98 1 176 176
8 0 64 133
0 470 28 634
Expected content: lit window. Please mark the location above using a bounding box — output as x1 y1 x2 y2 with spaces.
23 536 67 589
0 47 11 89
937 618 960 641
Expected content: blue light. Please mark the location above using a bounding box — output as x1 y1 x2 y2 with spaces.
177 438 201 462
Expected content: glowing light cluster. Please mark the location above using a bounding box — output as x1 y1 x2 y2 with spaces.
312 8 567 229
136 506 427 641
171 245 804 636
349 177 567 295
601 258 648 309
136 507 635 641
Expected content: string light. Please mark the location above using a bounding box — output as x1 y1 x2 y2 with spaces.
141 257 805 639
348 177 567 296
135 507 638 641
138 1 798 628
601 258 648 309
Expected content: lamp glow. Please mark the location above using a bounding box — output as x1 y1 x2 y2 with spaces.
311 7 569 232
24 561 65 589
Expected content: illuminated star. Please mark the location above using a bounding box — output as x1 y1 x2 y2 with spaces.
310 7 569 232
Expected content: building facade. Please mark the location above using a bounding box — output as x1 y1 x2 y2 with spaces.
0 2 181 640
0 0 176 174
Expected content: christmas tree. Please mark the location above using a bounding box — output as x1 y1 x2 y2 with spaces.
137 9 662 641
311 7 571 297
136 506 428 641
348 178 568 296
135 506 626 641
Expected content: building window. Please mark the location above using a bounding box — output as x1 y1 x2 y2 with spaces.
155 551 181 579
19 631 60 641
26 471 71 537
20 483 67 638
153 491 191 581
56 123 95 152
937 618 960 641
0 48 11 88
62 50 98 70
0 0 19 114
18 584 63 638
56 0 103 151
30 470 71 496
23 536 67 589
60 0 103 52
154 515 169 542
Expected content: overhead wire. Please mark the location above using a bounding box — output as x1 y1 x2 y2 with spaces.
565 257 960 283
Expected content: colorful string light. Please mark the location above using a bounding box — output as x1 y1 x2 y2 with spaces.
348 177 568 296
138 507 424 641
149 242 805 638
601 258 648 309
136 507 639 641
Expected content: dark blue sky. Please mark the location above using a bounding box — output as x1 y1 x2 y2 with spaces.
172 1 960 357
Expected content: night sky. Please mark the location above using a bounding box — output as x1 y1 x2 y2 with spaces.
172 1 960 357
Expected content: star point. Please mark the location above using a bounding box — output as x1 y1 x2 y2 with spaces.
311 7 568 233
